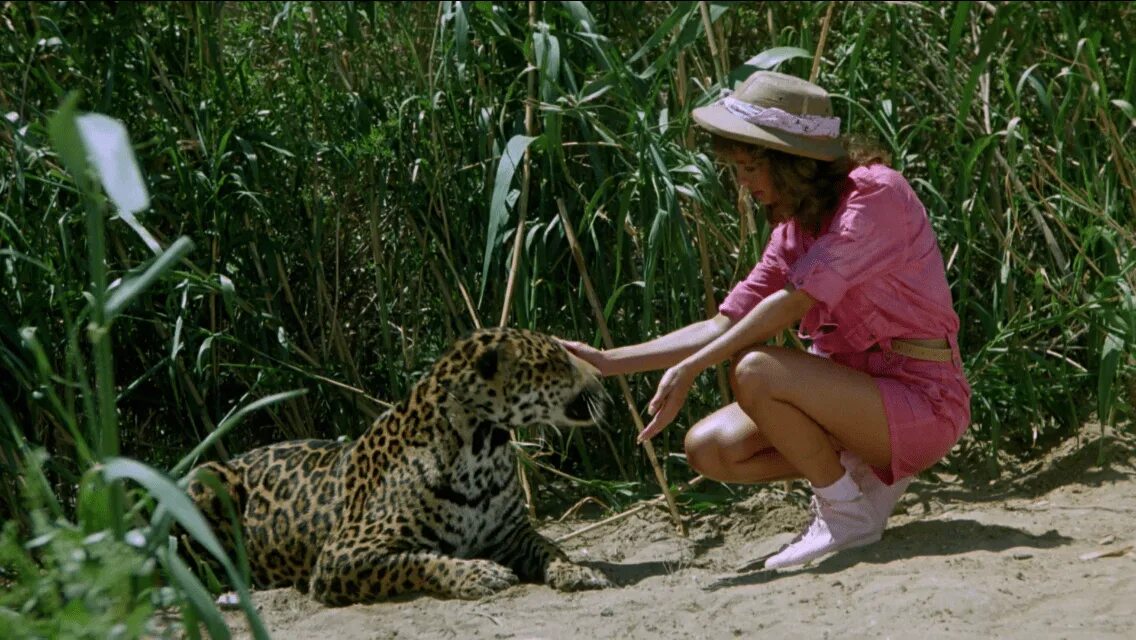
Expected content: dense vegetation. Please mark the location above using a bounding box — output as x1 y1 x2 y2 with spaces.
1 2 1132 637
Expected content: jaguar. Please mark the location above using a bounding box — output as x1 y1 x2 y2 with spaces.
183 327 613 605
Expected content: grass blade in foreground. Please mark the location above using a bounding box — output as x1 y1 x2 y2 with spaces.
100 458 271 640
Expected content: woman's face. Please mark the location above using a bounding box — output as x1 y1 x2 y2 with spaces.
721 148 780 209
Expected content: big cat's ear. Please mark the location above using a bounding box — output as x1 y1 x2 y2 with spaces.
475 347 500 380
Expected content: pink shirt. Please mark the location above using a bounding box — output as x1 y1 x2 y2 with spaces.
719 164 960 358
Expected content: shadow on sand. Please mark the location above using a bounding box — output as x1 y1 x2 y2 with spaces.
705 517 1074 591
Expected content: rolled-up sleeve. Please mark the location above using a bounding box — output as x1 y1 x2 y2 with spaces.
787 175 909 310
718 223 793 322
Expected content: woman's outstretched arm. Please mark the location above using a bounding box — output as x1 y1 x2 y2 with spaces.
560 313 734 377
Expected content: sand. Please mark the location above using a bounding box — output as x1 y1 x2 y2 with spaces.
218 424 1136 639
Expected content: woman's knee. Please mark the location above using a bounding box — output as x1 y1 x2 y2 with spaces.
684 405 765 479
683 423 720 476
729 347 784 402
683 419 790 483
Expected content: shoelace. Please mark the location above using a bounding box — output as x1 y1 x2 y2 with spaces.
781 496 830 548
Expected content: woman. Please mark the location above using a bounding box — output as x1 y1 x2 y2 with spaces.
562 70 971 569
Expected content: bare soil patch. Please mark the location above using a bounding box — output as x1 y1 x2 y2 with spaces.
222 424 1136 639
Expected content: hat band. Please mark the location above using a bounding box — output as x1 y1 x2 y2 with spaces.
718 96 841 139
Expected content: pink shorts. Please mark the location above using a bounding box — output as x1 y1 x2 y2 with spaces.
828 349 971 485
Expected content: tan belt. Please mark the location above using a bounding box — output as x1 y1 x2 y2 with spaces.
870 338 954 362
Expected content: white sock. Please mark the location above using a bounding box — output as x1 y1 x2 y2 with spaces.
814 469 861 502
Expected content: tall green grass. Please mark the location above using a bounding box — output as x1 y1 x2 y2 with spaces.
1 1 1133 635
3 93 278 636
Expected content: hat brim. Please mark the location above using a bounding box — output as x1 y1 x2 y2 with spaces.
692 103 846 162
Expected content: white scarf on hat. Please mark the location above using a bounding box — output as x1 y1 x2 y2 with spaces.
718 96 841 138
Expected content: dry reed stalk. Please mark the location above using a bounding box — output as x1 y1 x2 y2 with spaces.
405 211 480 330
677 48 732 404
810 2 838 84
497 1 542 518
554 477 705 544
499 0 539 329
698 1 727 85
555 198 687 536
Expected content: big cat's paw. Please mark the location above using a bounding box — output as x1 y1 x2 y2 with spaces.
450 559 519 599
546 559 613 592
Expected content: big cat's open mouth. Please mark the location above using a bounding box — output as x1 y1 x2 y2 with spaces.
563 380 609 426
565 390 593 423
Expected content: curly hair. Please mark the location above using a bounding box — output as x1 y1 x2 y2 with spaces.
711 134 892 234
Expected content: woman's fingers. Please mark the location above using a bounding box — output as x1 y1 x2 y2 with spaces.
557 338 585 353
648 369 677 415
557 338 609 374
638 399 677 443
638 416 662 443
647 388 664 416
640 370 688 443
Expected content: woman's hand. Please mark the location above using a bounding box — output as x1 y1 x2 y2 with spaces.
557 338 613 376
638 363 697 443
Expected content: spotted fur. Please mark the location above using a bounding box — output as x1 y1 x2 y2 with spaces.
183 328 612 605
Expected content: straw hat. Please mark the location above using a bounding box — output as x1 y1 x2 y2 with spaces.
692 70 846 161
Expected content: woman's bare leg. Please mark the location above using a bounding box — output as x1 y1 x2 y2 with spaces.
727 345 891 488
685 403 801 483
685 346 901 569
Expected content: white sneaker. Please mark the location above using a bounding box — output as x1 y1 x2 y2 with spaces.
764 492 882 569
840 450 913 530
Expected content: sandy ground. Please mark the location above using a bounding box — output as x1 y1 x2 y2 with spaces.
220 424 1136 640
